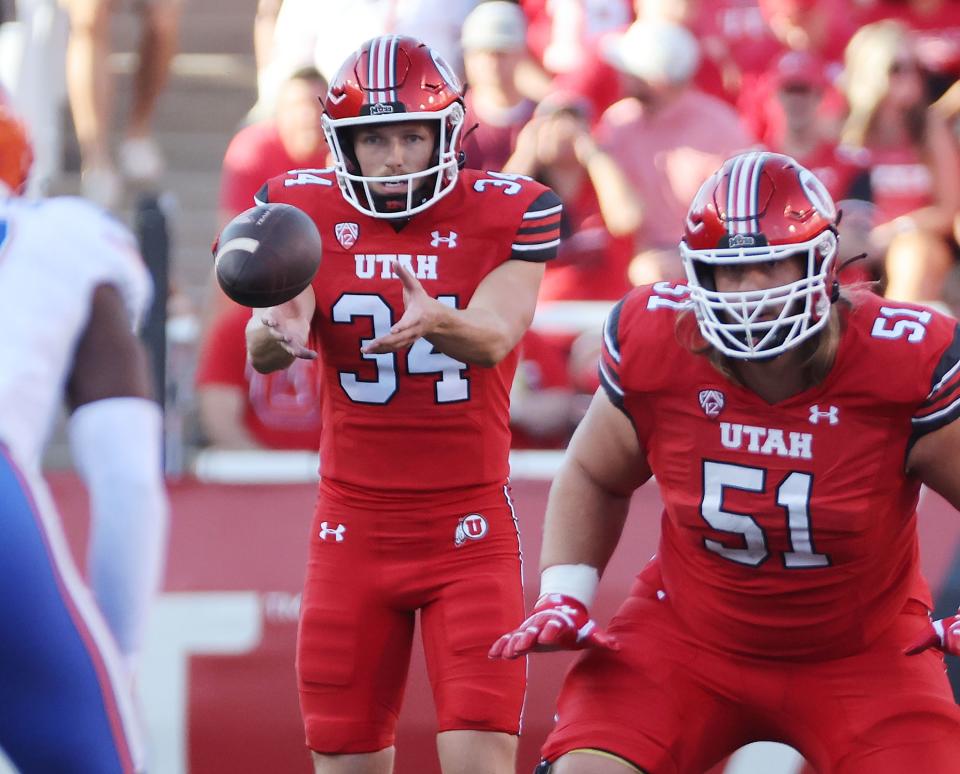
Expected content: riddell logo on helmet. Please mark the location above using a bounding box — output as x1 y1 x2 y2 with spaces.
368 102 395 115
719 232 769 249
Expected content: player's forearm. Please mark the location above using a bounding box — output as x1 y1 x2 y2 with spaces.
540 455 631 574
426 304 523 367
70 398 169 671
246 319 295 373
583 151 643 236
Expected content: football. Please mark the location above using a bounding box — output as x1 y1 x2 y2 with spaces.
213 203 322 307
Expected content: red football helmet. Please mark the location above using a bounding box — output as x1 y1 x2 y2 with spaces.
322 35 466 219
680 151 839 360
0 86 33 194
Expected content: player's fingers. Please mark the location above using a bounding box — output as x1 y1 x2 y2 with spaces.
363 332 416 354
504 628 536 660
392 260 421 291
361 335 392 353
537 617 564 646
488 633 512 659
390 315 419 335
279 341 316 360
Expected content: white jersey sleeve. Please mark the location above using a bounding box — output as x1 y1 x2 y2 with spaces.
0 195 153 466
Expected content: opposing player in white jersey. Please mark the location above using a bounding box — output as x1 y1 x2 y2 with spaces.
0 90 167 772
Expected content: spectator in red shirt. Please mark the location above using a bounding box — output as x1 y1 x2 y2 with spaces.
218 66 329 224
460 1 537 172
736 0 854 152
765 50 870 204
195 303 323 450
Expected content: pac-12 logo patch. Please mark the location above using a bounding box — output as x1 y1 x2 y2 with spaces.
699 389 725 418
454 513 488 547
335 222 359 249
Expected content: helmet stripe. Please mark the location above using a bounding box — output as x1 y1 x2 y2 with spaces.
367 38 377 103
727 151 769 234
376 37 388 101
747 152 766 233
388 35 399 102
727 152 746 234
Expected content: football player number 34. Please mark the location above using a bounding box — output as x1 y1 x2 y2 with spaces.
332 293 468 404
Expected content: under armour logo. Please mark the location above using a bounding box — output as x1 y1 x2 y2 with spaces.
318 521 346 542
808 405 839 425
454 513 488 547
431 230 458 248
698 389 725 419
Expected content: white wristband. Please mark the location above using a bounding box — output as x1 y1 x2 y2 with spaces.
540 564 600 608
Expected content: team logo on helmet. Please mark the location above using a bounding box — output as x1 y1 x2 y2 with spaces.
699 389 725 418
454 513 488 547
799 168 837 220
335 222 359 249
430 48 462 92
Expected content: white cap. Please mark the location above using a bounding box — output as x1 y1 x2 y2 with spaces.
461 1 528 52
603 20 700 85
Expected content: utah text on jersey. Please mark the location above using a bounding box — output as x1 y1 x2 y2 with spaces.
354 254 439 280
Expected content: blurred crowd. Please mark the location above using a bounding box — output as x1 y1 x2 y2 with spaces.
5 0 960 455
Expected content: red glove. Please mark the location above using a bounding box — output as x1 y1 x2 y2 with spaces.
488 593 618 660
904 611 960 656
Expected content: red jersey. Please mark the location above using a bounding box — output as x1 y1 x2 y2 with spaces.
259 168 562 499
865 144 935 225
794 141 869 203
600 282 960 659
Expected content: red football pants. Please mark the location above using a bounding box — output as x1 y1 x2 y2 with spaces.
543 583 960 774
297 484 526 753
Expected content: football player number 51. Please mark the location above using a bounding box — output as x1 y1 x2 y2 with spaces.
332 293 469 404
702 461 830 569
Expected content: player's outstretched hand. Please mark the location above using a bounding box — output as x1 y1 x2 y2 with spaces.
488 593 619 660
259 302 316 360
363 260 443 354
904 611 960 656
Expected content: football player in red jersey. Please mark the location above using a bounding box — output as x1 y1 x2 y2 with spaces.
244 35 562 774
491 150 960 774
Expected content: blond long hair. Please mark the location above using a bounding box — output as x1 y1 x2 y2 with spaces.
840 20 925 148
